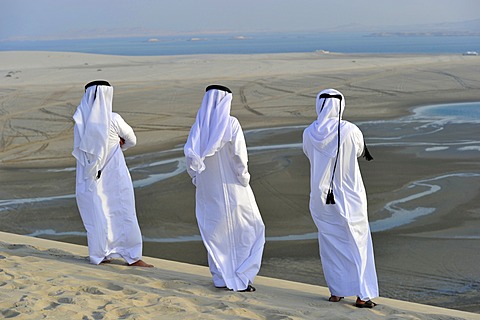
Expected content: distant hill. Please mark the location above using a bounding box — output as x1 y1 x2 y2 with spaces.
332 18 480 34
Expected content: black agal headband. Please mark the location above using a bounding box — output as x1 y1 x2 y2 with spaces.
206 84 232 93
319 93 342 100
319 93 342 112
85 80 111 91
85 80 111 99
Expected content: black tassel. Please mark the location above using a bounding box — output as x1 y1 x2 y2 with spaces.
363 145 373 161
326 189 335 205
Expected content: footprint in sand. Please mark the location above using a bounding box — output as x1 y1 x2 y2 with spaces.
104 283 123 291
80 286 104 295
57 297 75 304
1 310 21 318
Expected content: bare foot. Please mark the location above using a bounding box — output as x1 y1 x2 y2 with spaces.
128 260 154 267
100 259 111 264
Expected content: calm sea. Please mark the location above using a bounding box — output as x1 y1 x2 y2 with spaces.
1 32 479 56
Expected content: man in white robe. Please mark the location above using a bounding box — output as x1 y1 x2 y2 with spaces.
302 88 378 308
73 80 152 267
184 85 265 292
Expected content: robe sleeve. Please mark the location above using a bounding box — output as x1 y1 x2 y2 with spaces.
231 118 250 187
351 125 365 158
185 157 197 186
112 113 137 151
302 129 310 158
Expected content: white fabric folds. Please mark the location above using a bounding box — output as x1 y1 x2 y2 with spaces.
184 89 233 174
72 85 112 190
73 83 143 265
303 88 379 300
184 87 265 291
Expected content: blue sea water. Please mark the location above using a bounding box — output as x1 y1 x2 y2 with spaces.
414 102 480 122
1 32 479 56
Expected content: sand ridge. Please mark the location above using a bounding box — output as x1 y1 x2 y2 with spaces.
1 231 478 320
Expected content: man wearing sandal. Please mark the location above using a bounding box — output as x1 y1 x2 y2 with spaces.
303 89 378 308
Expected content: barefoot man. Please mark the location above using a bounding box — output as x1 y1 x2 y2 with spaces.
73 80 152 268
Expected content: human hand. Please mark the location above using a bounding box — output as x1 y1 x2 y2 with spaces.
119 137 125 146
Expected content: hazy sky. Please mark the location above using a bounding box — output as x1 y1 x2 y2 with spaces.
1 0 479 40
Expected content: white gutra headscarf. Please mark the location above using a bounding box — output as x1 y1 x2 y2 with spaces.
307 88 348 157
72 83 113 183
184 86 233 174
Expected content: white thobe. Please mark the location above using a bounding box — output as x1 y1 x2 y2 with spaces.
303 121 379 300
74 112 142 265
187 117 265 291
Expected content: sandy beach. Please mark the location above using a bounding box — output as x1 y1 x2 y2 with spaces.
1 51 480 318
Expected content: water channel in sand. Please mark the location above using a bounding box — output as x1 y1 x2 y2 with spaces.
1 102 480 312
1 102 479 240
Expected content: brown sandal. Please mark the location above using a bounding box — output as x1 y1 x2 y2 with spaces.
238 284 256 292
328 295 344 302
355 298 377 308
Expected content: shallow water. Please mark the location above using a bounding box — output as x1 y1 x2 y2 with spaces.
3 33 480 55
2 102 479 237
1 102 480 312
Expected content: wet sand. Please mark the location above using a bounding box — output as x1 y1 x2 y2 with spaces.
1 51 480 315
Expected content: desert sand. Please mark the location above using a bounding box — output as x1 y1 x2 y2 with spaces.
1 231 479 320
1 51 480 318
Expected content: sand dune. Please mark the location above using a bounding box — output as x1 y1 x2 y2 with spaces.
1 231 478 319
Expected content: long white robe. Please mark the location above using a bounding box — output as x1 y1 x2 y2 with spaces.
74 111 142 265
186 117 265 291
303 90 378 300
